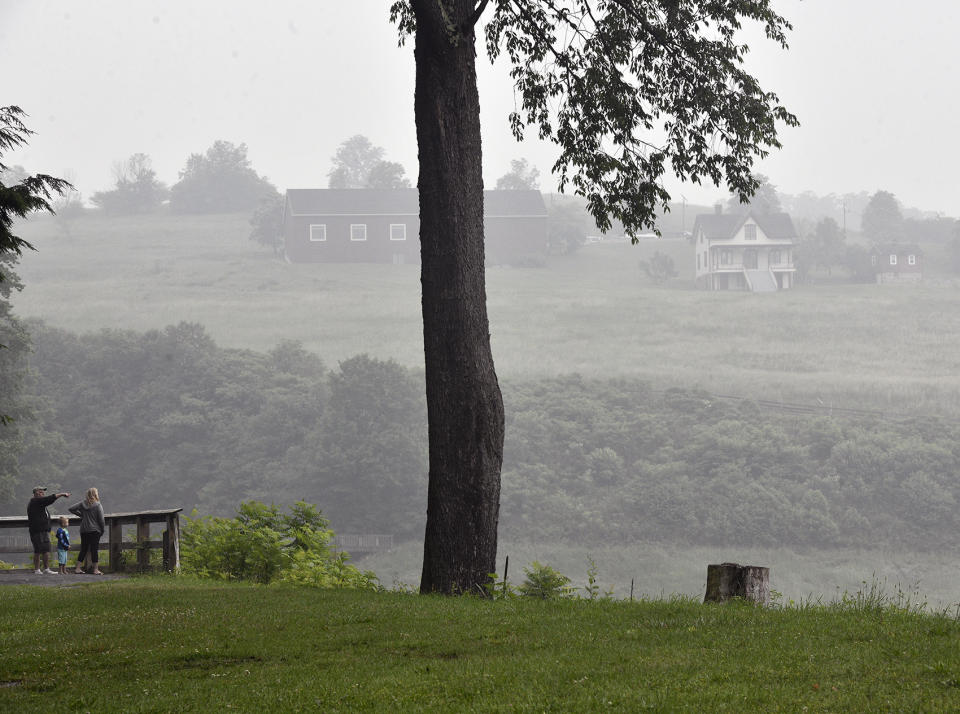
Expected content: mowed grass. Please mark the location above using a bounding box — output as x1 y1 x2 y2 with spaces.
2 579 960 712
13 212 960 413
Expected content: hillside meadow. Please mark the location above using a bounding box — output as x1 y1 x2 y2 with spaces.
2 579 960 712
12 211 960 415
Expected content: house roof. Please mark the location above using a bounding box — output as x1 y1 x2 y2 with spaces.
285 188 547 217
870 243 923 255
692 210 798 242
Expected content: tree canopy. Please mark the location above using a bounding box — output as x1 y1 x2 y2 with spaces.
0 105 70 428
328 135 412 189
862 190 905 244
727 174 782 215
0 106 71 281
495 158 540 190
169 140 277 214
90 153 168 214
393 0 797 237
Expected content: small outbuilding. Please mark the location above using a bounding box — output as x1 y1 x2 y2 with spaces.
870 244 922 284
282 188 547 266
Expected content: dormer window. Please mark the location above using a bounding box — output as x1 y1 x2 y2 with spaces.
744 224 757 240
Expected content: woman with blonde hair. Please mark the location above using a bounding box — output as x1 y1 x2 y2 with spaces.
68 488 105 575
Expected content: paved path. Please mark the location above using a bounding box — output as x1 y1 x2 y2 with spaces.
0 569 127 587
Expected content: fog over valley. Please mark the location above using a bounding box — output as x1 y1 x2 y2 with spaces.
2 0 960 606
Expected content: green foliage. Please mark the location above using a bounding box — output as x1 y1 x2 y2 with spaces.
169 140 277 214
474 1 798 238
327 135 411 189
638 250 678 283
546 194 592 254
796 216 846 281
89 153 168 214
0 106 72 281
180 500 378 589
12 318 960 552
248 193 284 256
727 174 782 215
518 561 574 599
862 190 905 245
495 158 539 191
840 244 876 283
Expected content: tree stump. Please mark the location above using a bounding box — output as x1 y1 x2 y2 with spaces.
704 562 770 605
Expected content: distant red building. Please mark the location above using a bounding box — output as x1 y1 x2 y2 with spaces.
870 244 922 284
282 188 547 265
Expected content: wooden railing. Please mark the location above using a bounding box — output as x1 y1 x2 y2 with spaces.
0 508 181 573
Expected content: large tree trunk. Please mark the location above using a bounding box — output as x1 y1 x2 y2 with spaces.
413 1 505 595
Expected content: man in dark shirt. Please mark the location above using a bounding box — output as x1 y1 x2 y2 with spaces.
27 486 70 575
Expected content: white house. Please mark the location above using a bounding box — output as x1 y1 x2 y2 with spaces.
692 208 798 291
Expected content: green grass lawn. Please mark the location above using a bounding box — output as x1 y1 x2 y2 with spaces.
1 579 959 712
13 212 960 414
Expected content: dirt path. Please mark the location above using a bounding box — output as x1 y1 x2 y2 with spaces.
0 569 127 587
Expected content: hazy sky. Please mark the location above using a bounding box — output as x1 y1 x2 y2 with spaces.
2 1 958 216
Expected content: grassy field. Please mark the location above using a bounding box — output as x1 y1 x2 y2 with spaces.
13 211 960 414
2 578 959 712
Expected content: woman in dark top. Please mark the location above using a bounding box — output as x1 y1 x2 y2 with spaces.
68 488 105 575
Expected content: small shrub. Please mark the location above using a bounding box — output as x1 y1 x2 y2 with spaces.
518 561 574 600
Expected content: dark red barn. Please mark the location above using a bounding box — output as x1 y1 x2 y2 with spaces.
870 244 923 284
282 188 547 265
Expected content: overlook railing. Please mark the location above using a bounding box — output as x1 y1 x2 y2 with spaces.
0 508 181 573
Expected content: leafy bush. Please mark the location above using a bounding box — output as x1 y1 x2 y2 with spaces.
180 500 379 589
518 561 574 599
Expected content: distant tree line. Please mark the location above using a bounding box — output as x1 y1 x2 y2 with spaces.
2 321 959 552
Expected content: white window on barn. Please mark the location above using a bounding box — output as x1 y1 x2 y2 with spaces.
890 254 897 266
390 224 407 241
744 224 757 240
908 254 917 265
350 224 367 242
309 224 327 242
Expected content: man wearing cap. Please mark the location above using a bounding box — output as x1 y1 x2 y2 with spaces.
27 486 70 575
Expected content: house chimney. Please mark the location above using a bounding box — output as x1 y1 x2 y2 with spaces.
714 203 723 215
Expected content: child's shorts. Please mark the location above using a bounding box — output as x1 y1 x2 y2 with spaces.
57 549 69 565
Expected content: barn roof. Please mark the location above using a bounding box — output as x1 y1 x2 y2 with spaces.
870 243 923 255
285 188 547 217
692 210 798 242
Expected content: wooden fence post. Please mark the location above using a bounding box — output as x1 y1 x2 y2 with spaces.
704 562 770 605
136 517 151 572
109 518 122 573
164 513 180 572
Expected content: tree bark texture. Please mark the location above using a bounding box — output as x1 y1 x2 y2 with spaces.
413 0 505 595
704 562 770 605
